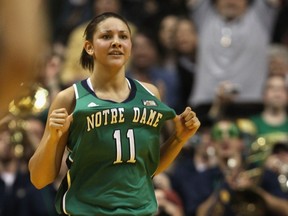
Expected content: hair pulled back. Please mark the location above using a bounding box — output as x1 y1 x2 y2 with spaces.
80 12 131 72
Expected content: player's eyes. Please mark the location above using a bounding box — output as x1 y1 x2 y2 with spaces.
120 35 128 40
102 35 111 39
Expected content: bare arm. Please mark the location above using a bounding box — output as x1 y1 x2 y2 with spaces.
196 194 217 216
155 107 200 175
28 87 75 189
228 170 288 216
141 82 201 175
253 187 288 216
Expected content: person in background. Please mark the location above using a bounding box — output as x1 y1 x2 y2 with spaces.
187 0 281 123
29 12 200 215
52 0 93 46
126 30 179 113
249 74 288 147
264 141 288 194
207 53 288 127
174 17 198 114
6 115 67 216
268 44 288 78
22 150 68 216
0 126 32 216
153 173 184 216
168 126 216 216
157 15 179 74
196 119 288 216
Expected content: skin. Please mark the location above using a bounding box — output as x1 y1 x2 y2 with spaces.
263 75 288 111
215 0 247 20
29 16 200 189
174 18 197 55
0 0 48 118
158 15 179 51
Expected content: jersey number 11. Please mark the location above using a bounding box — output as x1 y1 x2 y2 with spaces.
113 129 136 164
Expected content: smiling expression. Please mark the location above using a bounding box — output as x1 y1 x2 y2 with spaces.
86 17 132 69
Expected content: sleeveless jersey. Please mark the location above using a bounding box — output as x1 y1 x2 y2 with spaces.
55 78 176 216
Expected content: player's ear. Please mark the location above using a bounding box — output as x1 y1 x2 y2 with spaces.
84 41 94 56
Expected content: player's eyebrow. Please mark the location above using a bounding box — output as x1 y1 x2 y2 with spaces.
100 30 129 34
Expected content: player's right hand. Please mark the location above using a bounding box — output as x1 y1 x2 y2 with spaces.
48 108 73 138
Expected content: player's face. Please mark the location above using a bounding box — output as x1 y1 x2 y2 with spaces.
91 17 132 68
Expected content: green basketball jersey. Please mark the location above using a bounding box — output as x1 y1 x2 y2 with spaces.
55 78 176 216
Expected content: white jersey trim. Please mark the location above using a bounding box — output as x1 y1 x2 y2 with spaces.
87 77 131 92
73 83 79 99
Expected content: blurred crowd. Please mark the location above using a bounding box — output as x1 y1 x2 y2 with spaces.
1 0 288 215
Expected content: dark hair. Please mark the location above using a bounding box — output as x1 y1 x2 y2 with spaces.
272 141 288 154
212 0 253 4
80 12 131 72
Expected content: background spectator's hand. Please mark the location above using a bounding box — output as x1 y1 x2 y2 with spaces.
215 81 240 104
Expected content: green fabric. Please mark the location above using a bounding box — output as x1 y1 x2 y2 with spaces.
250 115 288 137
211 123 240 141
55 78 176 215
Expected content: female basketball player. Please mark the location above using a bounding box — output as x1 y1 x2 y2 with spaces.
29 12 200 215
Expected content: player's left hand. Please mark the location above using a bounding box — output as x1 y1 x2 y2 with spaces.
173 107 200 142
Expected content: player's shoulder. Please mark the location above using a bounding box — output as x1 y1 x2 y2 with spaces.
51 86 75 114
136 81 161 100
57 86 75 101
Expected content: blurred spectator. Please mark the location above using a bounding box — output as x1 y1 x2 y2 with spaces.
250 74 288 147
168 127 216 216
0 126 32 216
7 115 57 216
126 30 179 110
207 68 285 128
52 0 93 45
121 0 188 38
21 116 45 160
154 173 184 216
156 15 198 113
196 119 288 216
187 0 281 124
157 15 179 73
264 141 288 196
0 100 63 216
122 0 160 28
174 17 198 113
207 80 243 123
22 150 68 216
268 44 288 78
156 15 184 113
37 45 66 102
